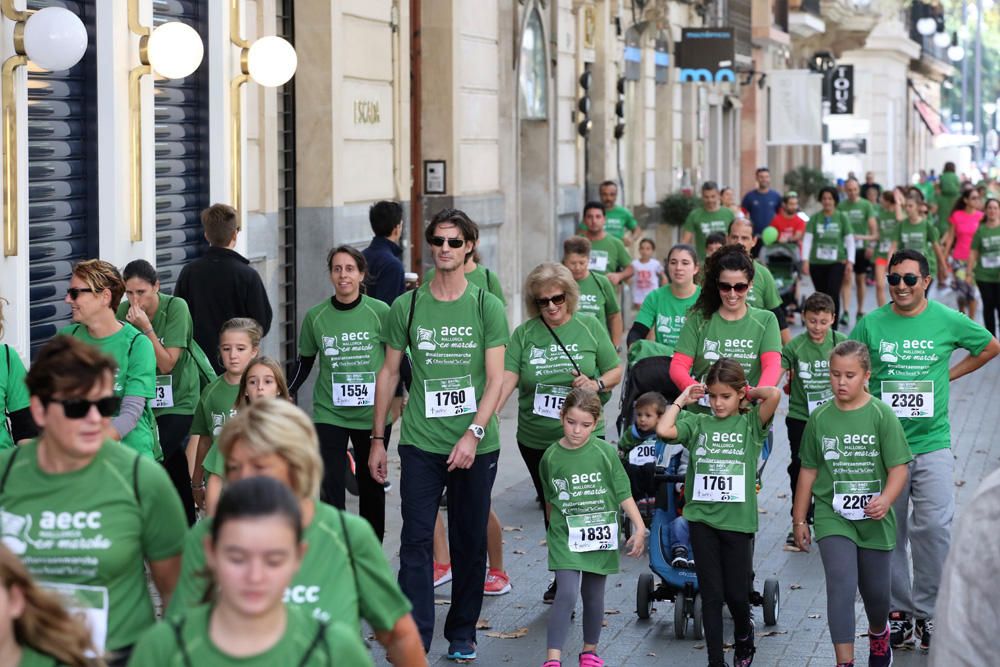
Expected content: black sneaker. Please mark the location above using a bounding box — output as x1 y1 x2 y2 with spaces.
915 617 933 652
542 578 557 604
888 610 912 648
671 546 689 568
732 618 755 666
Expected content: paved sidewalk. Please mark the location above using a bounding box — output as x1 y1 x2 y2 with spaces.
358 285 1000 666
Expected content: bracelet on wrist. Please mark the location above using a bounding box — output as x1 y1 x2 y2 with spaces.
370 435 385 441
792 521 807 526
143 328 154 335
191 482 206 490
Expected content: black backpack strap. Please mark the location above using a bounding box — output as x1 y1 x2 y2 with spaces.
0 446 20 496
4 344 8 374
170 617 193 667
298 619 330 667
132 455 142 507
405 288 418 351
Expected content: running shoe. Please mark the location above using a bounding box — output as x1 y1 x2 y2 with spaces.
383 480 392 493
433 562 452 587
732 618 755 667
868 625 892 666
671 546 689 568
888 611 912 648
543 578 558 604
839 311 849 328
915 617 933 653
542 662 561 667
484 568 511 596
446 641 476 662
856 311 865 321
578 651 605 667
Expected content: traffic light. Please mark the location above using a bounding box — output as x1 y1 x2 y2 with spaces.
578 69 592 137
614 76 626 139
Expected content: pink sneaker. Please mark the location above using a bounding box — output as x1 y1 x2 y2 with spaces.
433 562 452 587
578 651 604 667
541 662 561 667
484 568 511 596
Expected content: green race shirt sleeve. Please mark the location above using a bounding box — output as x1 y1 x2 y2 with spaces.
138 457 188 560
608 444 632 505
164 522 210 618
189 386 212 435
598 275 621 316
159 298 191 350
504 324 525 373
615 240 632 272
298 309 320 356
780 340 795 371
125 334 157 399
635 289 658 328
382 289 413 352
482 292 511 348
799 417 819 469
673 310 702 359
760 310 782 355
5 347 29 412
625 209 638 231
952 307 994 356
126 621 172 666
878 402 914 469
592 318 619 373
347 514 413 631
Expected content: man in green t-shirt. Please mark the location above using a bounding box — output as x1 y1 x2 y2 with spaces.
370 209 509 659
563 236 623 347
681 181 735 260
599 180 639 244
837 178 879 325
728 218 790 344
581 202 633 285
849 249 999 651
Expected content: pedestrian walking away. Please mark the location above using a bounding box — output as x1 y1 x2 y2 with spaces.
967 197 1000 336
801 186 855 329
849 248 1000 653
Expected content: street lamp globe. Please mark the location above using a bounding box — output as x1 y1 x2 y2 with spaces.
247 36 297 87
22 7 88 72
933 31 951 48
147 22 204 79
985 102 997 116
948 44 965 62
917 17 937 36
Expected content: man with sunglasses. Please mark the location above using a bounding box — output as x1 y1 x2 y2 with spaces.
850 249 1000 653
0 336 187 664
370 209 509 661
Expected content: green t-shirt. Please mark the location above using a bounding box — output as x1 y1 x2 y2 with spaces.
130 605 373 667
298 296 390 429
540 436 632 574
875 207 900 260
682 207 734 259
837 198 876 237
505 315 619 448
587 235 631 275
894 218 940 274
971 223 1000 283
191 377 241 477
604 205 638 240
0 344 30 450
634 286 700 353
166 502 410 634
805 211 851 264
0 439 187 652
382 283 509 455
800 398 913 550
675 406 770 533
425 264 506 305
116 294 199 417
850 300 993 455
576 271 620 323
17 646 63 667
674 307 782 387
780 330 847 422
60 322 160 461
746 261 781 311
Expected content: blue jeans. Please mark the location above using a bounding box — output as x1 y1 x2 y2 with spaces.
669 515 692 555
397 444 499 651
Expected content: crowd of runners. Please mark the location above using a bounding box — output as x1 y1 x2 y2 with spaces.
0 167 997 666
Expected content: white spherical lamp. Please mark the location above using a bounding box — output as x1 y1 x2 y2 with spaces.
933 31 951 48
247 36 297 87
948 43 965 62
147 21 204 79
22 7 88 72
916 17 937 36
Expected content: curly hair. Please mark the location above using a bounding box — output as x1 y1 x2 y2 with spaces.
691 244 755 319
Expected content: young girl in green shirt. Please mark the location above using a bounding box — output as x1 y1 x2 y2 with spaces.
658 359 781 667
540 389 645 667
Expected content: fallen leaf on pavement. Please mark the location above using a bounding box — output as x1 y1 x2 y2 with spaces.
503 526 523 532
757 507 767 513
646 653 657 657
538 539 547 546
808 613 822 619
605 609 620 615
782 545 801 552
602 620 608 627
759 630 788 637
693 644 705 650
955 480 967 487
512 549 526 555
485 627 529 639
476 619 491 630
434 599 450 606
790 584 802 590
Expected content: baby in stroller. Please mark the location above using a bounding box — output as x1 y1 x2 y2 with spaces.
618 391 693 569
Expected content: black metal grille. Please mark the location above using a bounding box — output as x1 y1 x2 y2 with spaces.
277 0 298 368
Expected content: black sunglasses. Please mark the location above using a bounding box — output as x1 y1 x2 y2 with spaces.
718 282 750 294
887 273 920 287
45 396 120 419
534 293 567 307
66 287 97 300
429 237 465 249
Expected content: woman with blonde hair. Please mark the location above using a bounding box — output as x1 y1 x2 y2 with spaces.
497 262 622 603
166 398 425 666
0 543 98 666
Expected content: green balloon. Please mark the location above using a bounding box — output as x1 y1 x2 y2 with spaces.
761 226 779 246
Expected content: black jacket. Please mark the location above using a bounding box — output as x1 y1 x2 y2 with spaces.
362 236 406 305
174 246 273 372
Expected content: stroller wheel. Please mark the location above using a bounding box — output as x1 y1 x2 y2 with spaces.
763 578 780 626
692 593 704 640
673 591 688 639
636 573 654 619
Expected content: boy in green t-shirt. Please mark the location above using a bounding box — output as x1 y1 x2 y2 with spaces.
779 292 846 547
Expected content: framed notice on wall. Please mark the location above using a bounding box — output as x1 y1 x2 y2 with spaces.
424 160 446 195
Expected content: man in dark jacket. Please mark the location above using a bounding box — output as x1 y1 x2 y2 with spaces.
175 203 272 373
362 200 406 305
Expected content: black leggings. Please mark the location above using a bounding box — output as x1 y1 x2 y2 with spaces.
785 417 813 522
979 280 1000 337
689 522 754 667
155 413 195 526
314 422 393 542
810 262 847 329
517 442 549 527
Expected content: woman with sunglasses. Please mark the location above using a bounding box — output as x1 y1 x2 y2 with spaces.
0 300 36 449
129 477 374 666
801 186 855 329
117 259 202 526
670 245 782 408
0 336 187 665
61 259 160 460
942 190 984 320
166 398 425 665
967 197 1000 336
497 262 621 602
